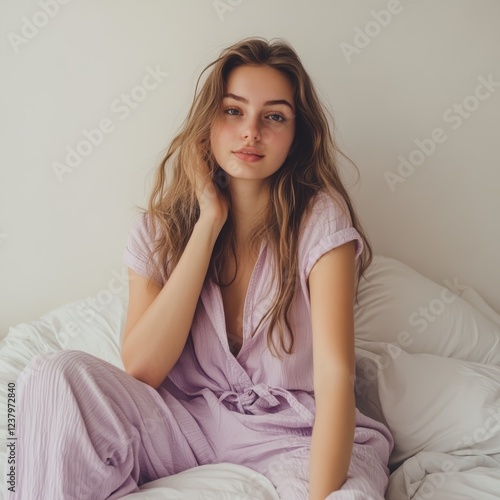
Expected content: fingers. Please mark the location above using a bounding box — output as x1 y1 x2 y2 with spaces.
187 141 229 225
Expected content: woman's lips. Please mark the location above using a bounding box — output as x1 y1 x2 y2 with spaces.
233 151 264 163
234 152 263 163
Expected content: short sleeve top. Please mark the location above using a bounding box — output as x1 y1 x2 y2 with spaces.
123 213 168 286
122 190 364 417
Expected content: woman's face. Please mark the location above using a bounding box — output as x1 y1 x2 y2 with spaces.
210 64 296 184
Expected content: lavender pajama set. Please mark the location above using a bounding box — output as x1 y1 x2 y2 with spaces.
6 191 393 499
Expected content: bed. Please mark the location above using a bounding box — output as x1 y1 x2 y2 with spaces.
1 255 499 499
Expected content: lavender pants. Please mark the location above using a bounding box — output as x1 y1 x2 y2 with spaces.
4 350 391 499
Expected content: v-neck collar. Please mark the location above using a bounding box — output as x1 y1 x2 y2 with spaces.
207 239 267 362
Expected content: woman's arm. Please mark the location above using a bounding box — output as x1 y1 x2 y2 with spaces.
121 219 223 389
122 154 228 389
308 240 357 500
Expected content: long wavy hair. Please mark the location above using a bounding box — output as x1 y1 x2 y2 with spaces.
140 37 373 358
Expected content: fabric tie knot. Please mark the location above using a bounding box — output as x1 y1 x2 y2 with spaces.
218 383 282 414
217 383 315 425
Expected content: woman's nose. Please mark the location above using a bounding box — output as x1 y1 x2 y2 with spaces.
241 116 261 142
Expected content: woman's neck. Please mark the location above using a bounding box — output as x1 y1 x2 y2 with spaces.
229 180 270 245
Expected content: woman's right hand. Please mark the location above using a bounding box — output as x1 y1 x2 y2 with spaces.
192 145 229 230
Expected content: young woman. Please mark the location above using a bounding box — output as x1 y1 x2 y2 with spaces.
6 38 393 499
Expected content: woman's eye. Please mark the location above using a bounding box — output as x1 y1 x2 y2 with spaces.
224 108 240 116
268 113 285 123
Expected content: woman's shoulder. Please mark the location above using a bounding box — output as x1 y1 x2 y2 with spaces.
297 189 363 275
302 189 352 227
125 212 160 257
123 211 167 285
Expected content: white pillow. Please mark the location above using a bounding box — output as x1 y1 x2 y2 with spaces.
354 256 500 364
355 345 500 469
353 256 500 471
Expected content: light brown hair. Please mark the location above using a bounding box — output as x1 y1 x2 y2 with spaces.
140 37 372 358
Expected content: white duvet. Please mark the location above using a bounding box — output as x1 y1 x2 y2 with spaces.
1 255 499 499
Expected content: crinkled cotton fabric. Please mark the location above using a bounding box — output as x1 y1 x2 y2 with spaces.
6 191 393 499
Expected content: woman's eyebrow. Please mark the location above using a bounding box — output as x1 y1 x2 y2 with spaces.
223 93 294 112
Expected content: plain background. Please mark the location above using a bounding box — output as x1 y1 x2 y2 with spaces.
1 0 499 335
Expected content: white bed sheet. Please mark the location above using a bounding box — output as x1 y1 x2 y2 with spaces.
121 463 279 499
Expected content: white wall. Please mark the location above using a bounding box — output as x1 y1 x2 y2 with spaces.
1 0 499 335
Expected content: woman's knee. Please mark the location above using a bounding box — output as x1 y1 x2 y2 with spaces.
19 349 104 387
